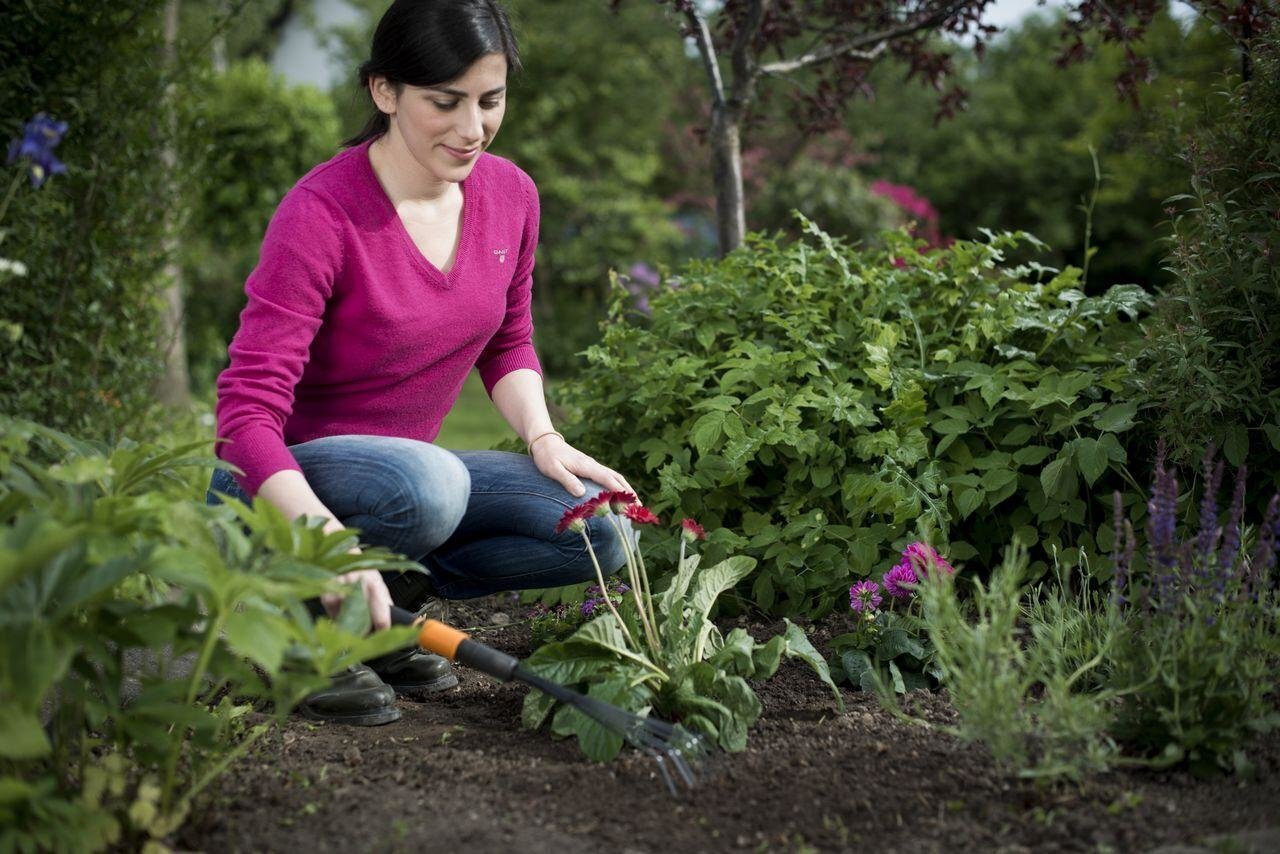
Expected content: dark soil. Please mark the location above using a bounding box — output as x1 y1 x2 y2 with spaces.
179 598 1280 853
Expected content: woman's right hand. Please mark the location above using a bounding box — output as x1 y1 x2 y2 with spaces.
322 567 393 631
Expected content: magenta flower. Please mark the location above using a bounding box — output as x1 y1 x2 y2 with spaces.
849 580 883 613
903 541 954 577
882 562 918 599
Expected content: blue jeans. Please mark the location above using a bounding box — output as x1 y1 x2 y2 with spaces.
204 435 632 603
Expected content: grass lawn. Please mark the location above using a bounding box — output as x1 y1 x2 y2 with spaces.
435 370 518 450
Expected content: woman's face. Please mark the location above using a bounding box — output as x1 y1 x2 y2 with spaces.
371 52 508 184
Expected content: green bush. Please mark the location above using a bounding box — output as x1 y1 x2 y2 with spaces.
751 157 903 247
558 220 1148 616
179 59 340 395
0 1 176 441
1139 33 1280 483
0 416 420 850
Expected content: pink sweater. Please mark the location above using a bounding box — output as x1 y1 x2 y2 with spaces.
214 139 542 497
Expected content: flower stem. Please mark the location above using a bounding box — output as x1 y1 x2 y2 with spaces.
580 530 638 651
608 515 661 657
0 171 24 229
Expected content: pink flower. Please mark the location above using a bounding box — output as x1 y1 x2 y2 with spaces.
681 518 707 542
903 541 955 577
882 562 918 599
849 580 883 613
624 504 661 526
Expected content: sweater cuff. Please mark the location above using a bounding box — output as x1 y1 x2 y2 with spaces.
478 345 543 396
215 422 303 498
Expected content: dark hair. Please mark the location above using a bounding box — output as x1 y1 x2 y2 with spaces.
343 0 521 148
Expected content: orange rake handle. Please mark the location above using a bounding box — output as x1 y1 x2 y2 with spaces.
390 606 520 682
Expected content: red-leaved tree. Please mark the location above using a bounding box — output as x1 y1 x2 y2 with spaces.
615 0 1273 256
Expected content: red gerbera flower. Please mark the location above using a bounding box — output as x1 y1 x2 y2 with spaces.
623 503 661 526
680 518 706 541
554 500 595 534
605 490 638 513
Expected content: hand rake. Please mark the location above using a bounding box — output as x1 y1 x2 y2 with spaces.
390 606 716 795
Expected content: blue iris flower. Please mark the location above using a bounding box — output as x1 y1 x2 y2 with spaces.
7 113 69 188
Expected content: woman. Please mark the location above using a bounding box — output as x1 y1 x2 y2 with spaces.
205 0 634 726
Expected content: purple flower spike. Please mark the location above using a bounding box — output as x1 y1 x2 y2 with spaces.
1249 495 1280 599
1220 464 1247 579
882 562 918 599
849 580 883 613
7 113 68 188
1194 446 1224 585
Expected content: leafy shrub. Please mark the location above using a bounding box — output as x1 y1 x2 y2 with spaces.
522 496 841 759
915 544 1123 781
1139 32 1280 484
751 157 903 246
558 219 1148 616
178 59 340 395
0 416 419 850
0 1 176 441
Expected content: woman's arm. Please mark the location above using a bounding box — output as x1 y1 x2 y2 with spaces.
489 368 635 499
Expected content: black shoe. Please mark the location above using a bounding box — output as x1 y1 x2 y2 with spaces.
298 664 401 726
366 646 459 699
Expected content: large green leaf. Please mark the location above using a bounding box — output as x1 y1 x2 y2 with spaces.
656 552 701 620
707 627 756 677
0 706 51 759
783 619 845 712
876 628 927 664
224 610 291 673
687 556 757 660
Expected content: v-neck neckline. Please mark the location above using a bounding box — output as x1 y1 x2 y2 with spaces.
361 137 476 286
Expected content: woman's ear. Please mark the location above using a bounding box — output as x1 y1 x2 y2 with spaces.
369 76 398 116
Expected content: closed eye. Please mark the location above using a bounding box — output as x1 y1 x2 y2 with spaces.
433 100 502 110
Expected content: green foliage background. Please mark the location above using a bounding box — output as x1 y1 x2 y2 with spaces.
179 58 340 395
1138 32 1280 484
0 1 175 442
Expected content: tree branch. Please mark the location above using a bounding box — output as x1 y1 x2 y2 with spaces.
728 0 771 107
684 6 726 108
757 1 967 77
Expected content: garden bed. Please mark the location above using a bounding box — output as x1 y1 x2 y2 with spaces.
180 597 1280 853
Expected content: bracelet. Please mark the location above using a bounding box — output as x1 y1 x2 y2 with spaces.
527 429 564 454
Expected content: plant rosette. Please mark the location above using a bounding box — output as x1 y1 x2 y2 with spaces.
521 492 844 760
829 541 953 694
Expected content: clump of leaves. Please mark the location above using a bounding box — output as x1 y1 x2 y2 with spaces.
0 416 419 851
521 494 843 760
558 218 1149 617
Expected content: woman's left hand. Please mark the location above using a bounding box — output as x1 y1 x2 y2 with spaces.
530 435 636 500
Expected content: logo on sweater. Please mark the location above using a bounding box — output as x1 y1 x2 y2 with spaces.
493 248 508 264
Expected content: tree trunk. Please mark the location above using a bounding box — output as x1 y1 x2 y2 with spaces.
709 104 746 257
154 0 191 408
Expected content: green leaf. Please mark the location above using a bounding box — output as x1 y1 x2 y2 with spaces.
0 706 51 759
840 650 876 692
1223 424 1249 467
1040 457 1075 501
876 628 926 663
887 660 907 694
1074 437 1108 485
1012 445 1053 466
1093 401 1138 433
224 610 291 673
782 619 845 712
751 635 786 680
688 556 757 657
708 627 757 677
954 488 983 519
690 411 725 456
